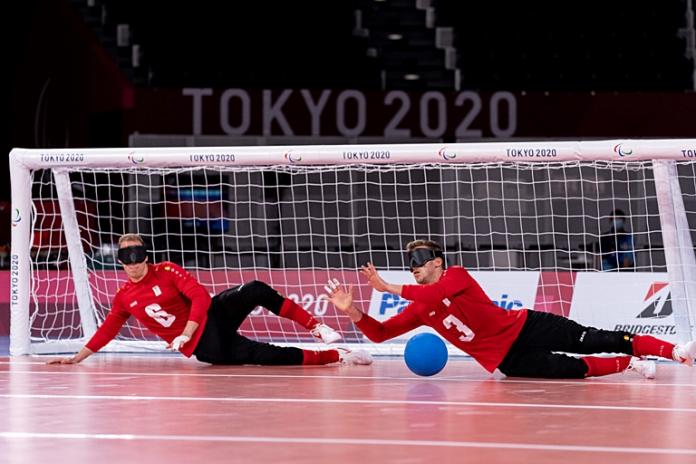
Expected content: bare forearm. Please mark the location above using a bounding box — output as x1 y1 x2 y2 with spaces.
385 283 403 295
344 305 365 323
71 346 93 362
74 346 95 362
181 320 200 338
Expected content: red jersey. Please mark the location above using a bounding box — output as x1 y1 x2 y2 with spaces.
85 261 212 357
356 266 528 372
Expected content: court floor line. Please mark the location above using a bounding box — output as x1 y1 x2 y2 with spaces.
1 393 694 413
1 431 695 455
0 367 694 388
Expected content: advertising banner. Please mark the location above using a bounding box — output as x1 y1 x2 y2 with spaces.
569 273 682 343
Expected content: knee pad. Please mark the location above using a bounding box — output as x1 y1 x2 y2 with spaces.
579 328 633 354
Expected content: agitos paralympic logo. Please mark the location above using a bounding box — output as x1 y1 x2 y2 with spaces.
284 151 302 163
12 208 21 227
128 152 145 164
613 143 634 157
438 147 456 160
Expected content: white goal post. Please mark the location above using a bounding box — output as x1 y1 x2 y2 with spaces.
9 140 696 356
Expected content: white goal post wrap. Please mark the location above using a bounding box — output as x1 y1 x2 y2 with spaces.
9 139 696 356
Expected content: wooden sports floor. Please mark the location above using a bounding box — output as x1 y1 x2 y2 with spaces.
0 355 694 464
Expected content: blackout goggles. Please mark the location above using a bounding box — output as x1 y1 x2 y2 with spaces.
117 245 148 265
408 248 444 270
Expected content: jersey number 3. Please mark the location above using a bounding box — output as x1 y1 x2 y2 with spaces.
145 303 176 327
442 314 475 342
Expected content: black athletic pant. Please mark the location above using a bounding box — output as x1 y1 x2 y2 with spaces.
193 280 304 365
497 310 635 378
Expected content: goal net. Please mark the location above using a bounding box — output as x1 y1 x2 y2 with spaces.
9 141 696 356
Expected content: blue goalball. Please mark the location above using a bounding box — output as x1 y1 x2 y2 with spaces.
404 333 448 376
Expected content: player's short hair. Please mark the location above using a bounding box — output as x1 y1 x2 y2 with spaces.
406 239 443 252
118 233 146 247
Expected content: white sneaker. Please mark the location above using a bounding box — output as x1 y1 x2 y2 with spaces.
338 348 373 365
310 323 342 344
672 340 696 366
628 357 656 379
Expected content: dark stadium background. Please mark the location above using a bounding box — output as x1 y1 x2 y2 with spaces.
3 0 696 260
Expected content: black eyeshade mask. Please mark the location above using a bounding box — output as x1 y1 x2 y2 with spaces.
117 245 148 265
408 248 444 270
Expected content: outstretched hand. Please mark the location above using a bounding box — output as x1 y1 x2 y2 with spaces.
47 357 78 365
325 278 354 312
360 262 390 292
46 347 92 365
168 334 190 351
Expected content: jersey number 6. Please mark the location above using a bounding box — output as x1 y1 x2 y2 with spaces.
144 303 176 328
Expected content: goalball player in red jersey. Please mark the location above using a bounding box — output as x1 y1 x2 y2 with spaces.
326 239 696 379
49 233 372 367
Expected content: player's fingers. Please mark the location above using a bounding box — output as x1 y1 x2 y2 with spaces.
324 285 332 294
170 335 190 351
